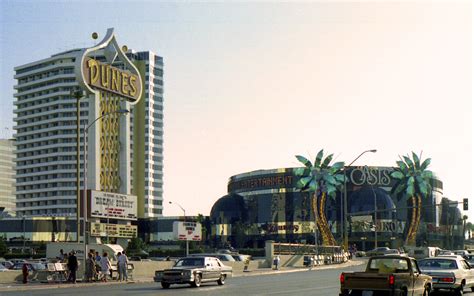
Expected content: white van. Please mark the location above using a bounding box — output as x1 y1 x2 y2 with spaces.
406 246 440 259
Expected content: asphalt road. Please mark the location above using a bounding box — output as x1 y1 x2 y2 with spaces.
0 262 471 296
0 263 363 296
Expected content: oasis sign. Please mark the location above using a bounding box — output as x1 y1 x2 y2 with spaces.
349 166 393 186
82 57 141 101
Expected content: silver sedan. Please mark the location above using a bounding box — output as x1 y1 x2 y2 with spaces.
418 256 474 296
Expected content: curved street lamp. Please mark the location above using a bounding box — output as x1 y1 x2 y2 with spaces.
343 149 377 250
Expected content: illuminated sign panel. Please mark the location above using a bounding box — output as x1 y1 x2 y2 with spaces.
90 190 137 220
173 221 202 241
90 222 137 238
82 57 141 101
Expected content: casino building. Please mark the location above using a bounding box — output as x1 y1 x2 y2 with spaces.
210 166 463 250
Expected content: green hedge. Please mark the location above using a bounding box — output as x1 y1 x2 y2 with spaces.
4 253 46 260
236 248 265 257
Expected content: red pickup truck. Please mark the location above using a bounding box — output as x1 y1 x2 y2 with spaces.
340 255 432 296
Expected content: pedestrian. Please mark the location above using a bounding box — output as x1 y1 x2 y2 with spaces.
99 252 112 282
85 252 97 282
117 251 129 282
95 251 101 263
273 255 280 270
67 250 78 284
116 252 122 281
59 249 65 262
22 263 29 284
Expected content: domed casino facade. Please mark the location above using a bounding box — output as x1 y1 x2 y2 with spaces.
210 166 452 250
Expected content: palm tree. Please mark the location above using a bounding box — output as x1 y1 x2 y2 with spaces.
294 149 345 246
390 152 433 246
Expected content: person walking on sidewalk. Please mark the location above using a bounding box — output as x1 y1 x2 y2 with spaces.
85 252 97 282
273 255 280 270
100 252 112 282
22 263 29 284
67 251 78 284
117 251 129 282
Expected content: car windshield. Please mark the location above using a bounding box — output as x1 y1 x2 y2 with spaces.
418 259 458 270
174 258 205 267
369 258 409 273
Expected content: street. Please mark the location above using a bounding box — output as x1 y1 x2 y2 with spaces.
1 263 361 296
0 260 470 296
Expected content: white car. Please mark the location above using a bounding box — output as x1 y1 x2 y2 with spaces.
418 256 474 295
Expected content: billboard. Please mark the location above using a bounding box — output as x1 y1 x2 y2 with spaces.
90 190 137 220
173 221 202 241
90 223 137 238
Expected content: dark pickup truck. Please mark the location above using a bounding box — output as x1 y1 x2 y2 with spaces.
340 255 432 296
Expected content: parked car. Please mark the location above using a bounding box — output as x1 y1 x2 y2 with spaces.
438 250 455 256
231 254 252 262
154 256 232 289
466 254 474 266
366 247 399 257
418 256 474 295
0 261 14 269
340 255 432 296
0 264 10 272
189 253 236 262
11 262 46 272
454 250 470 259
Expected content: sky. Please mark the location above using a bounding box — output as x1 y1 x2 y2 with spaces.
0 0 472 219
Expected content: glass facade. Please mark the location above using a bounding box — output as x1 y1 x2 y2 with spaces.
210 166 457 249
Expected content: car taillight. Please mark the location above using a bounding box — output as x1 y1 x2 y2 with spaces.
389 275 395 286
439 277 455 283
340 273 345 284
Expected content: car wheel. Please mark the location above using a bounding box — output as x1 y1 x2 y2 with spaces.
471 286 474 292
456 283 465 296
161 282 170 289
191 273 201 288
217 274 226 285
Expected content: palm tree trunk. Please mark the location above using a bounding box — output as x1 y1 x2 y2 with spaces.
406 195 418 245
319 192 336 246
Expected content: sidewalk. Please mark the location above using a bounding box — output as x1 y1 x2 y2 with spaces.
0 259 365 293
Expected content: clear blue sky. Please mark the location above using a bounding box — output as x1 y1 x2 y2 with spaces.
0 0 472 219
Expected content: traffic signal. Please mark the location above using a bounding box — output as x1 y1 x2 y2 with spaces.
463 198 468 211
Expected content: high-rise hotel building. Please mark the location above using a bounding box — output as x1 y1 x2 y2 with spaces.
13 47 164 218
0 139 16 216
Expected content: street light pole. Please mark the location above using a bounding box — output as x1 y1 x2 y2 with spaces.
82 109 129 274
169 201 188 256
343 149 377 251
71 89 84 243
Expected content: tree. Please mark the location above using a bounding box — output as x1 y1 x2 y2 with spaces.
390 152 433 246
0 236 7 257
294 149 345 246
127 237 146 253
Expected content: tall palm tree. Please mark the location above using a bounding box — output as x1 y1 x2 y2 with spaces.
390 152 433 246
294 149 345 246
